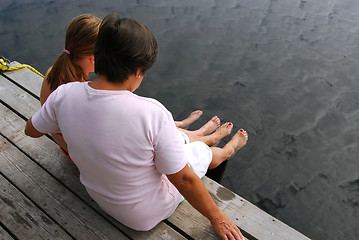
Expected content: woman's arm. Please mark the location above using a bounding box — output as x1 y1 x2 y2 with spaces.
167 165 244 240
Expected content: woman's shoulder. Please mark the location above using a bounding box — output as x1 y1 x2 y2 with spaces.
133 95 174 120
135 95 167 111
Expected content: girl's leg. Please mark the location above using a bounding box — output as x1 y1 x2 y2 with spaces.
190 116 220 136
175 112 220 137
179 122 233 146
208 129 248 169
175 110 203 129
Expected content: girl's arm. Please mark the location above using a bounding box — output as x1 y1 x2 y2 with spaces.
25 117 45 138
40 67 52 106
39 67 68 152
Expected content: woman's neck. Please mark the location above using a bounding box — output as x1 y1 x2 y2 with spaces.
88 75 131 91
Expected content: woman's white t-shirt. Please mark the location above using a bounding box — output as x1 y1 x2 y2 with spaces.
32 82 188 231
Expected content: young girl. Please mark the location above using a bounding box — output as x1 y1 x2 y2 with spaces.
40 14 232 161
26 14 247 239
40 14 102 157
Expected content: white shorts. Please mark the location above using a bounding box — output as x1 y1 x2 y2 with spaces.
170 130 213 206
178 131 212 178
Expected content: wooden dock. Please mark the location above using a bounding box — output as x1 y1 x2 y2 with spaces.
0 61 310 240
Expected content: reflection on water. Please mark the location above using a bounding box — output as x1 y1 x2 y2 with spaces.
1 0 359 239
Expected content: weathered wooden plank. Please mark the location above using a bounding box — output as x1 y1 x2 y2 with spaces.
167 183 252 240
0 73 40 120
0 134 129 240
168 177 309 240
202 177 310 240
167 200 220 240
0 225 14 240
0 102 185 240
172 179 309 240
0 174 72 239
1 61 43 97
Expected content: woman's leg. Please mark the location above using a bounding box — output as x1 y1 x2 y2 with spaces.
209 129 248 169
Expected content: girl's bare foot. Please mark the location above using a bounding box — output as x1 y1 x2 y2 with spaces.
192 116 221 136
225 129 248 158
175 110 203 129
210 122 233 146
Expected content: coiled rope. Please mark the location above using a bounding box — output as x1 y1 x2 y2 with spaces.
0 57 44 78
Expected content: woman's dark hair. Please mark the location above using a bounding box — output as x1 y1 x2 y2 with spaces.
94 14 159 82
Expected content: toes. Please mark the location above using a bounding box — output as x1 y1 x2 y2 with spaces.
211 116 220 124
194 110 203 116
224 122 233 132
239 129 248 141
189 110 202 119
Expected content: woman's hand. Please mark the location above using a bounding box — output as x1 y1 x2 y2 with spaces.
210 211 245 240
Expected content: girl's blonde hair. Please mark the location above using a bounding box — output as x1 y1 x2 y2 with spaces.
47 14 101 92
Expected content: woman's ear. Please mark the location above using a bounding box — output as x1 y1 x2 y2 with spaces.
135 68 143 78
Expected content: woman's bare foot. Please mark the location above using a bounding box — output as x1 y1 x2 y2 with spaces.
192 116 221 136
210 122 233 146
175 110 203 129
224 129 248 158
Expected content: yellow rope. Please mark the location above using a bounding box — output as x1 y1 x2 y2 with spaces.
0 57 44 78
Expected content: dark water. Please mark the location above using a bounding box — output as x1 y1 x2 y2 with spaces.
1 0 359 239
